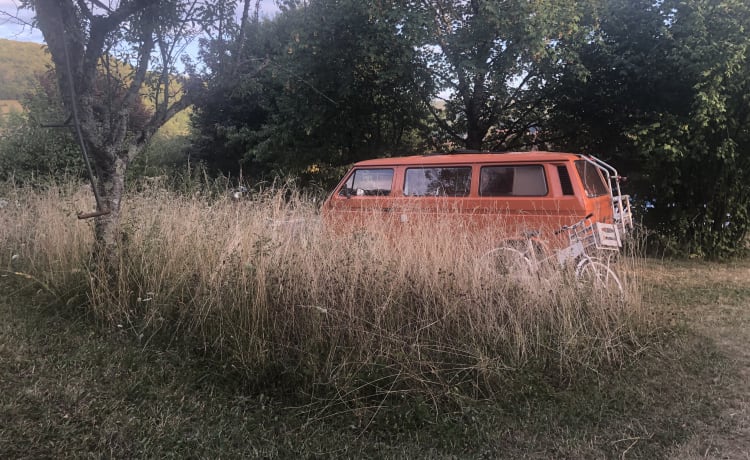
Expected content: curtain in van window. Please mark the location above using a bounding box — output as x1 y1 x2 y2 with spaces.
513 166 547 195
480 165 547 196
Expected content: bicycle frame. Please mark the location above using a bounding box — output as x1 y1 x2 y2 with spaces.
511 216 604 269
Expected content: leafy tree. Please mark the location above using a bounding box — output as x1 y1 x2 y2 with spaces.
550 0 750 258
406 0 589 151
192 0 430 182
13 0 229 253
644 0 750 257
189 0 271 178
547 0 687 168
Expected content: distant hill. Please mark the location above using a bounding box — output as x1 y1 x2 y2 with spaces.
0 38 190 136
0 99 23 115
0 39 50 100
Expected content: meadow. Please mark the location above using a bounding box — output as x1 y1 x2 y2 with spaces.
1 181 747 458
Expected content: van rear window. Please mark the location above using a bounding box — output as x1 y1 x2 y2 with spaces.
479 165 547 196
339 168 394 196
575 160 609 197
404 167 472 196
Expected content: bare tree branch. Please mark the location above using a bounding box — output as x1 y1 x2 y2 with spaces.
0 2 35 30
74 0 92 19
122 18 154 108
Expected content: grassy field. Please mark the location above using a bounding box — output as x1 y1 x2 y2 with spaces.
643 260 750 459
1 184 748 458
2 259 748 458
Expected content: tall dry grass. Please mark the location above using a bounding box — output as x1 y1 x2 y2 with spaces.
0 180 649 404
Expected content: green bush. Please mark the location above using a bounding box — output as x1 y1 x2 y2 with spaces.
0 73 84 185
0 110 83 185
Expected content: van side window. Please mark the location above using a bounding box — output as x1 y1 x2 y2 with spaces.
480 165 547 196
557 165 575 195
575 160 609 197
339 168 394 197
404 167 472 196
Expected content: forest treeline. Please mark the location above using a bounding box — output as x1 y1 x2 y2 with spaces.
0 0 749 258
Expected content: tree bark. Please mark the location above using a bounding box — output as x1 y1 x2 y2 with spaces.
92 150 129 251
465 127 485 151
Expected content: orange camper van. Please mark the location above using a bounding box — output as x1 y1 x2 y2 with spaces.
322 151 633 249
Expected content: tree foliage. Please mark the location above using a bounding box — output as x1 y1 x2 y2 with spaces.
406 0 590 150
550 0 750 258
0 71 82 183
193 0 430 182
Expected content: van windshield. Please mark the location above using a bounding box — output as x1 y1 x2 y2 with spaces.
575 160 609 197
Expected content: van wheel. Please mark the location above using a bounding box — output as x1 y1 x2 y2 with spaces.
479 247 534 280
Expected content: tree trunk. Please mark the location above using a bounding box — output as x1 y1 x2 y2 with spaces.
92 150 129 257
462 78 490 151
465 124 486 151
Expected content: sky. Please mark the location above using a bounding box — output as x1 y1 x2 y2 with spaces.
0 0 280 44
0 0 40 42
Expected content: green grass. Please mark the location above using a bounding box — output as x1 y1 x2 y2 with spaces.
2 258 746 458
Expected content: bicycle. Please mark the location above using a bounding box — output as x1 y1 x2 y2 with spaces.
478 214 624 296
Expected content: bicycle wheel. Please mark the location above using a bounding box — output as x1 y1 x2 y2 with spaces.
478 247 534 280
575 258 624 297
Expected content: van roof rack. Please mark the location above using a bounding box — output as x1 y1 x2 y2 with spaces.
420 150 582 158
423 149 490 156
452 149 482 154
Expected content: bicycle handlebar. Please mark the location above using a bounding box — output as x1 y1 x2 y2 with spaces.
554 213 594 235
